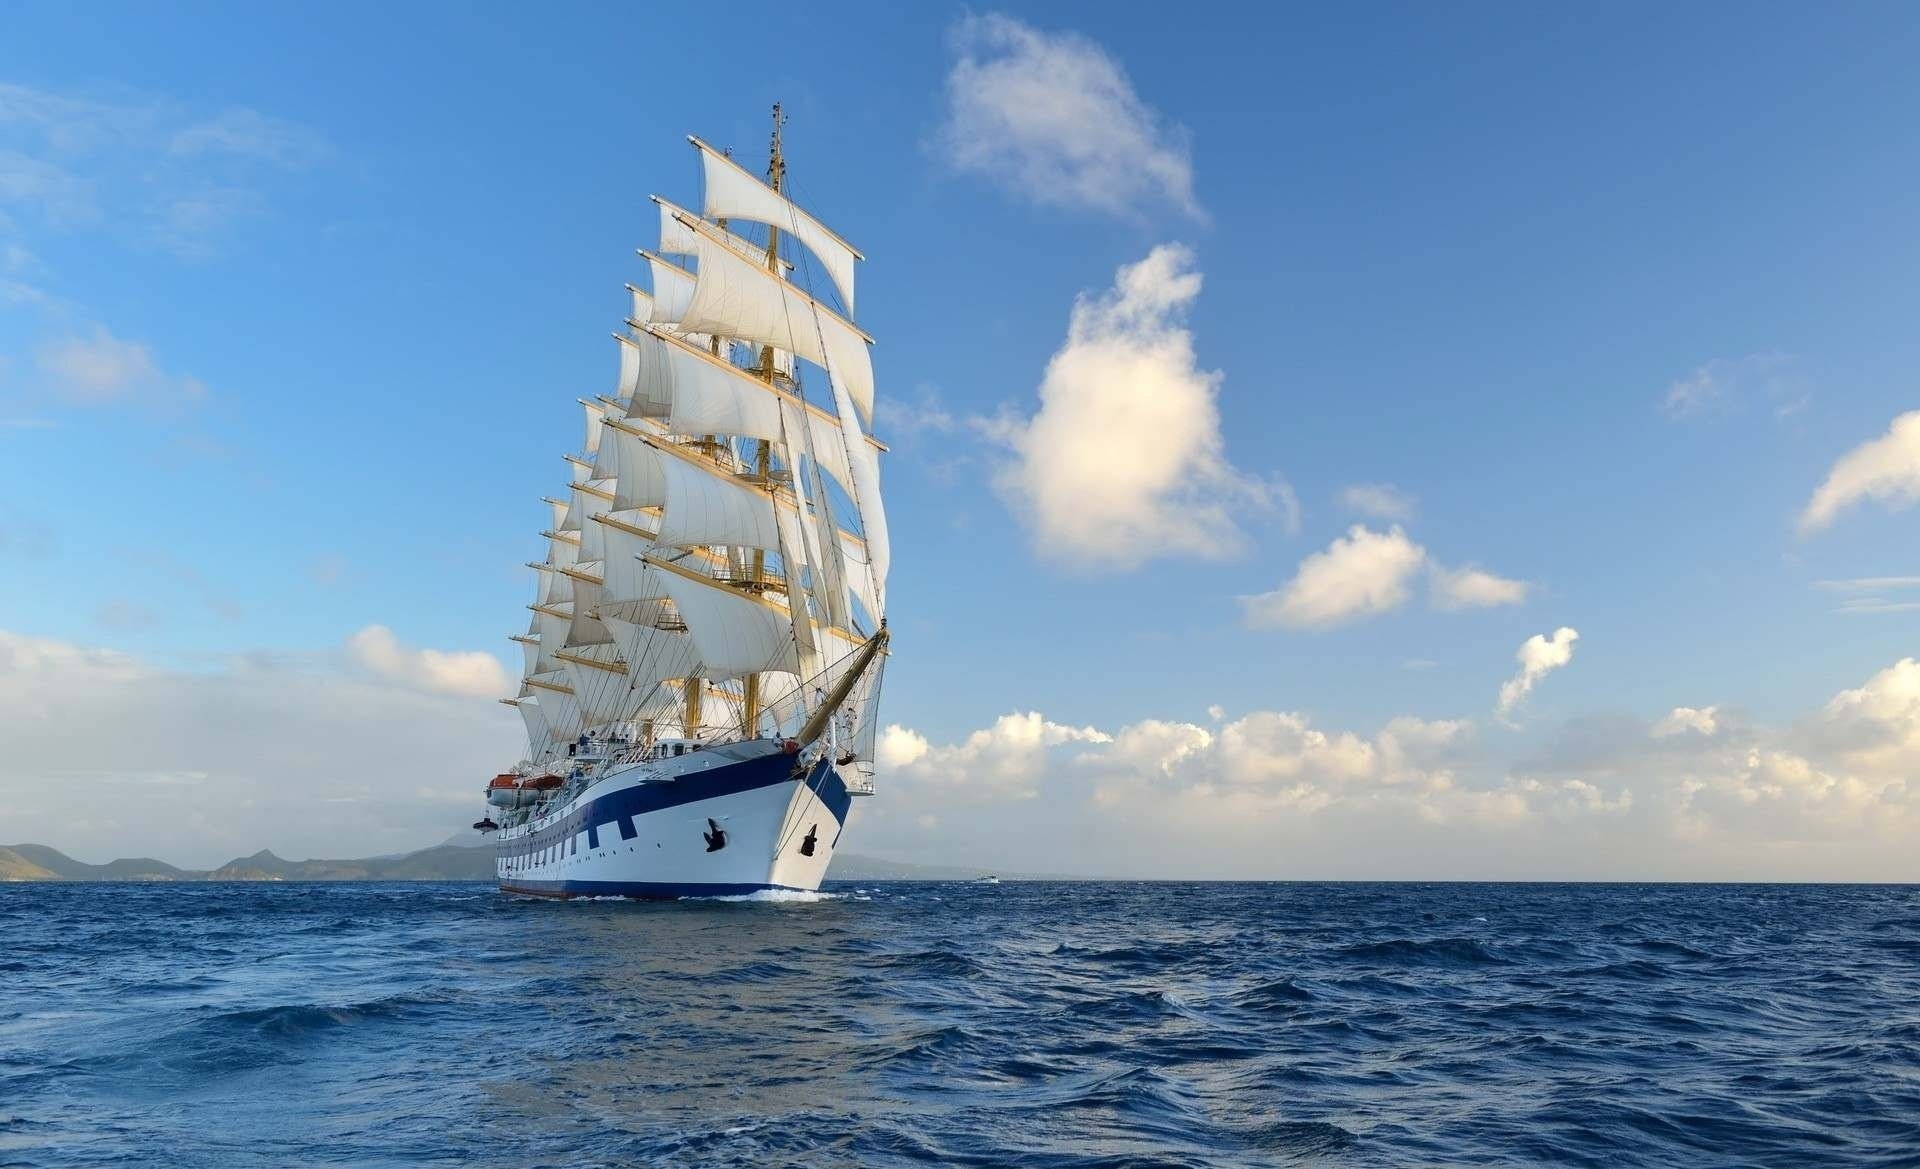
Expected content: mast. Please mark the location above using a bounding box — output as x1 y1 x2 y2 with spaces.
742 102 788 739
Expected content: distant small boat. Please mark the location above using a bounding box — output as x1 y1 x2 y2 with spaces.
976 875 1000 885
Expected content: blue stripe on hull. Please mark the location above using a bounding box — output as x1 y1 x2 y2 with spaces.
496 752 850 862
500 879 810 900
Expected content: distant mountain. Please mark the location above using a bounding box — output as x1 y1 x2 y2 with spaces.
0 842 494 883
0 844 196 882
1 842 1011 884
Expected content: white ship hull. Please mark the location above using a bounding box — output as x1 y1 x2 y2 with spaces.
492 740 855 899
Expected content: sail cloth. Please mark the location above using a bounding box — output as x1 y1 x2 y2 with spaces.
626 284 654 325
634 325 863 500
829 369 888 612
652 449 781 552
652 559 800 677
602 425 669 510
655 197 791 271
691 136 861 314
642 252 697 324
615 333 671 418
659 219 875 427
582 400 606 455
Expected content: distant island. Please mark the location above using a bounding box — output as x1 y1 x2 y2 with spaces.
0 841 1005 884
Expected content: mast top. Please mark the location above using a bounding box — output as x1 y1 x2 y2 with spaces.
767 102 787 195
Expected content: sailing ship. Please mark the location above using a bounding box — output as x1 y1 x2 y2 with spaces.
476 108 891 899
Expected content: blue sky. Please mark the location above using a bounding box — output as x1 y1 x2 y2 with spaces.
3 3 1918 875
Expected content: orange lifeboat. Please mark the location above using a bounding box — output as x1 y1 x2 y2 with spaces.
485 772 563 808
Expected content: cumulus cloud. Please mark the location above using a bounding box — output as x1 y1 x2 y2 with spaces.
876 711 1109 800
1241 524 1426 630
1430 563 1531 611
1339 482 1417 522
36 324 206 407
1653 705 1720 738
1242 526 1529 629
1800 411 1920 534
346 625 510 699
986 244 1274 567
1497 627 1580 722
0 627 519 867
937 13 1199 220
865 655 1920 879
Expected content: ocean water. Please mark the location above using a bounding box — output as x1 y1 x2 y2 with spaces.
1 882 1916 1168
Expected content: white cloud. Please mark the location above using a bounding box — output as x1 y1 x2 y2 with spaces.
1430 563 1531 611
1653 705 1719 738
938 12 1199 220
1243 526 1528 629
877 711 1109 800
1497 626 1580 722
866 654 1920 879
1800 411 1920 534
346 625 510 699
1241 524 1426 630
1339 482 1416 522
986 244 1274 567
0 627 519 867
36 324 206 407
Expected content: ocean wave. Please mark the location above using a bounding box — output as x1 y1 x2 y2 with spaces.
7 880 1918 1167
695 888 839 904
1334 936 1512 967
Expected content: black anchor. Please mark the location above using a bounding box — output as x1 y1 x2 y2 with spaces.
799 823 818 857
703 818 727 852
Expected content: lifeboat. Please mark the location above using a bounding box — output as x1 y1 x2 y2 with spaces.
484 774 520 808
484 772 565 808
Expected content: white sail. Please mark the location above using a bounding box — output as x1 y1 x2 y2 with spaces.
692 136 861 312
603 424 669 510
532 606 570 672
636 325 865 499
626 284 654 326
839 527 881 627
582 400 606 455
559 644 629 728
668 219 875 426
511 697 551 750
537 554 574 607
617 332 671 419
596 520 667 601
653 448 780 552
794 453 852 633
644 251 698 325
565 577 614 648
651 557 798 677
829 369 888 613
655 196 789 271
604 614 708 686
512 632 541 676
524 671 582 741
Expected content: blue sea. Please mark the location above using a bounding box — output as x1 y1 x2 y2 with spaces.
2 881 1916 1168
